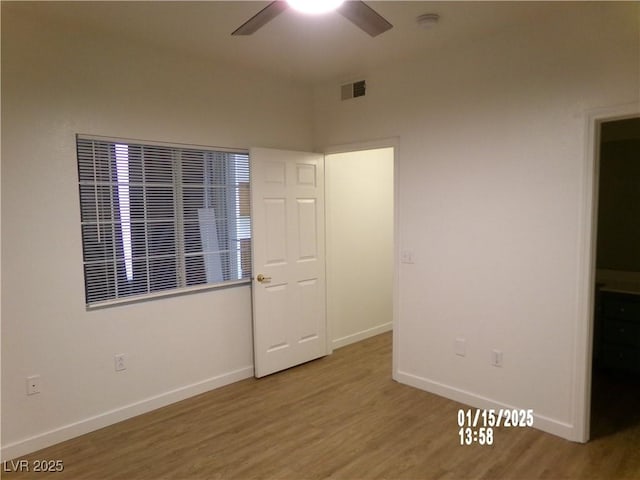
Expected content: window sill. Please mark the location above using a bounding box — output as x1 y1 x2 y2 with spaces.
86 279 251 310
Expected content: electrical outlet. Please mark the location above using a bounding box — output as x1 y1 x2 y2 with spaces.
455 338 466 357
26 375 41 395
491 349 503 367
114 354 127 372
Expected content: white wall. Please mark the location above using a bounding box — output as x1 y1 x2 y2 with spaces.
326 148 394 349
1 8 313 459
314 2 639 440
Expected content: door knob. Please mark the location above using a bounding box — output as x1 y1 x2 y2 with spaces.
256 274 272 284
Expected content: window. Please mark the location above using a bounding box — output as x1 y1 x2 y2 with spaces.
77 135 251 307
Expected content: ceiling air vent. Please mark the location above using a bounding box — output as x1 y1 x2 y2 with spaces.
341 80 366 100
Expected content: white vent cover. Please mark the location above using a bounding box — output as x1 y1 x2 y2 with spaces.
341 80 366 100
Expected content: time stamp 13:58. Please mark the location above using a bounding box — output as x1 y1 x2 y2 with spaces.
458 408 534 445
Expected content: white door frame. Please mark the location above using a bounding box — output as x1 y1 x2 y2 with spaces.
323 137 400 371
574 102 639 442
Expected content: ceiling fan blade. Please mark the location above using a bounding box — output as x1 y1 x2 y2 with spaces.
232 1 288 36
337 1 392 37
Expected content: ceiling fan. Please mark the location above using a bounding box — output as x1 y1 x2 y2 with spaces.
231 0 393 37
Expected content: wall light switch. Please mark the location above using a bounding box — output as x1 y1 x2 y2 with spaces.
492 349 503 367
455 338 466 357
401 250 415 264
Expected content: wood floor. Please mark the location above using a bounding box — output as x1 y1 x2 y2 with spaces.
5 332 640 480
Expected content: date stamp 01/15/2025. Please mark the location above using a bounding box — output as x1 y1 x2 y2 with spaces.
457 408 534 446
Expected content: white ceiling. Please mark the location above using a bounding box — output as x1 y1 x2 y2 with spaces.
7 1 574 85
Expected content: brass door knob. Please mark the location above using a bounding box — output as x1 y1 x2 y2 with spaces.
256 274 272 284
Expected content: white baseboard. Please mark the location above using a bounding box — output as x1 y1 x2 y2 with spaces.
1 366 254 461
332 322 392 350
394 370 577 442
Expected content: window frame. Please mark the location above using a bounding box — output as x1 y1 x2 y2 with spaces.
76 134 252 310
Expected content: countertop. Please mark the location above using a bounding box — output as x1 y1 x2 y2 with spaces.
597 269 640 296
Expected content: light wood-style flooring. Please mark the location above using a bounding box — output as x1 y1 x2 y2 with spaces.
4 332 640 479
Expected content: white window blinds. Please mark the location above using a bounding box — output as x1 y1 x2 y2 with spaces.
77 136 251 307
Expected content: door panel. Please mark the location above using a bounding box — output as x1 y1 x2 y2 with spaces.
297 199 317 260
297 278 321 340
264 198 287 264
263 283 288 352
251 148 327 377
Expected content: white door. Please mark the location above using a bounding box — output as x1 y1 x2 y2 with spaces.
250 148 328 378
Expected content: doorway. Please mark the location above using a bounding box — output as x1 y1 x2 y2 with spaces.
250 145 395 376
325 146 395 352
589 116 640 439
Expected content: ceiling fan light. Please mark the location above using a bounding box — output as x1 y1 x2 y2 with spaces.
287 0 345 15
